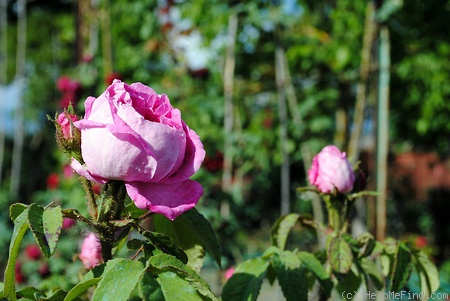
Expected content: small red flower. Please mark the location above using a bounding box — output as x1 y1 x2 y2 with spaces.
415 236 427 248
15 263 26 284
38 264 51 278
25 244 42 260
46 173 60 190
203 151 224 173
105 72 123 86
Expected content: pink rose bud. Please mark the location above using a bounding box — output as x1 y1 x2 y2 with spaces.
79 233 102 269
62 218 76 229
57 112 79 139
224 267 235 280
308 145 355 194
62 164 75 179
71 80 206 220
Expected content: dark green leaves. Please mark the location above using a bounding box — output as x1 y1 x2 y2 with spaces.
153 208 222 270
388 241 412 292
272 251 308 301
222 258 269 301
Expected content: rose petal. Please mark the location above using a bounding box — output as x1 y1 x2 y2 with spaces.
125 180 204 220
70 158 108 184
164 123 206 183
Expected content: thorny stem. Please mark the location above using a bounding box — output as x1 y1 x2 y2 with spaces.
81 177 98 220
96 180 127 262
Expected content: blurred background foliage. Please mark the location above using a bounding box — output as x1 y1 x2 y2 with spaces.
0 0 449 294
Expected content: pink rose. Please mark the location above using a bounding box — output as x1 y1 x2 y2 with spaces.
57 112 79 139
79 233 102 269
71 80 205 220
308 145 355 194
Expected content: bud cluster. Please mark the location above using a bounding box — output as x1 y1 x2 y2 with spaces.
49 107 82 162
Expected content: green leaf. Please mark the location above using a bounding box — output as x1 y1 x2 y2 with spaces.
92 258 145 301
148 253 218 301
157 272 205 301
359 257 384 290
28 204 51 258
153 208 221 270
43 205 63 255
411 249 440 299
297 251 332 298
125 202 148 219
270 213 300 250
139 271 165 301
272 251 308 301
4 209 29 301
9 203 28 221
64 278 101 301
16 286 46 299
40 289 67 301
82 263 106 281
335 269 362 301
222 257 269 301
389 241 412 292
142 231 188 264
328 236 353 274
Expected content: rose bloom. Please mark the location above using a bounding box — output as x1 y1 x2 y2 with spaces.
71 80 205 220
308 145 355 194
79 233 102 269
57 112 79 139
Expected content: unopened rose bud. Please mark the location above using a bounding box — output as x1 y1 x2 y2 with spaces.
62 218 76 229
57 112 79 140
308 145 355 194
52 110 82 161
79 233 102 269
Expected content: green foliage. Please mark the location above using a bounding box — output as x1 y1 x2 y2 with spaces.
4 209 29 301
2 199 222 301
221 209 440 301
222 258 269 301
92 259 145 301
27 204 63 258
271 251 308 301
153 208 222 272
327 236 353 274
